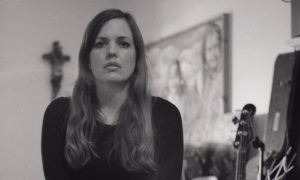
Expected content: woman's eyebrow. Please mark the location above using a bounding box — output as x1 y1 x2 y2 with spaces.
117 36 130 39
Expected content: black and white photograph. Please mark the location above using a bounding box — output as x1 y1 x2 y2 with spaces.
0 0 299 180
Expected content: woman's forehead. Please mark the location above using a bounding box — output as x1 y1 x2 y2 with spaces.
97 18 133 38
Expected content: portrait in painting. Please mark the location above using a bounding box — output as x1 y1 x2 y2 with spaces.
146 14 235 180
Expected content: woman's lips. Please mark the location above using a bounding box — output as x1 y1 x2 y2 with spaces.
104 62 121 70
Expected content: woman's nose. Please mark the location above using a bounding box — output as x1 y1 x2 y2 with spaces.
107 43 117 58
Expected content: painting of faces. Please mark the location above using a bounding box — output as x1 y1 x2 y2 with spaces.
147 14 231 147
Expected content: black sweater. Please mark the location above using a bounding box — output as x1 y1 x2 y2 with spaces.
41 96 183 180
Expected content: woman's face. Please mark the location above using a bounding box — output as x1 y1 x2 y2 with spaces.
204 31 221 71
89 18 136 85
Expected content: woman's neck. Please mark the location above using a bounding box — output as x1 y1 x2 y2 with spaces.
95 81 129 125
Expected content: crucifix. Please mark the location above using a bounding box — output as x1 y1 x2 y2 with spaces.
43 41 70 100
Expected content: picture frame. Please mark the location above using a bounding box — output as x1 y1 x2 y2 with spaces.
146 13 231 146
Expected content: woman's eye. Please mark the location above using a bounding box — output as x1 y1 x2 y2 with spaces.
119 41 130 48
94 41 104 48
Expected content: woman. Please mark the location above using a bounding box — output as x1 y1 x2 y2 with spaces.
41 9 183 180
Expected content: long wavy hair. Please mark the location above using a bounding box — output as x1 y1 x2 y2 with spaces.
64 9 156 172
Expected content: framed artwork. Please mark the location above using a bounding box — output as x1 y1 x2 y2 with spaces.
146 14 234 179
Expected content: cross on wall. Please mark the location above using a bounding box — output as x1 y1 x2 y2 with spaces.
43 41 70 100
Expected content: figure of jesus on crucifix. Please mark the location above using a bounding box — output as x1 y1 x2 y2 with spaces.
43 41 70 100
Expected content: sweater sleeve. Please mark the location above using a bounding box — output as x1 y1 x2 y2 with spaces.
153 97 184 180
41 97 73 180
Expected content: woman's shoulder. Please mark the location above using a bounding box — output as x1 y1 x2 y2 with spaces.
45 96 71 112
43 97 71 126
151 96 182 120
152 96 179 111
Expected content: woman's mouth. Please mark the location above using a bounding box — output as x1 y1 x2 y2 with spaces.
104 62 121 70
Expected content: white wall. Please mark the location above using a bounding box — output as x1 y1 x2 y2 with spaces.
0 0 291 179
